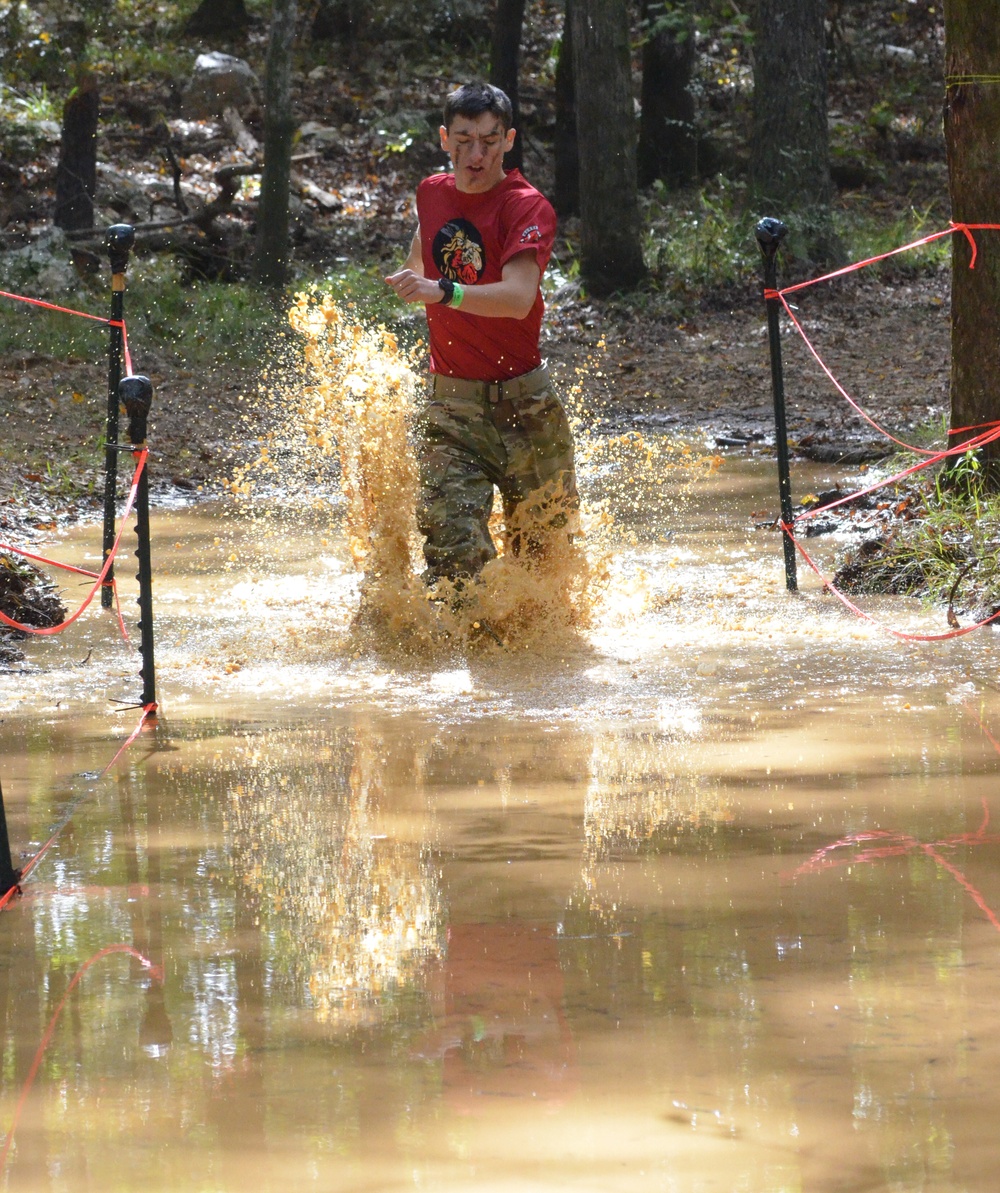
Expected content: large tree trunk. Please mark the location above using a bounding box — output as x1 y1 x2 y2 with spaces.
749 0 833 259
252 0 298 289
312 0 367 43
553 0 578 216
637 0 697 188
54 74 98 232
490 0 526 172
944 0 1000 473
570 0 647 295
185 0 251 36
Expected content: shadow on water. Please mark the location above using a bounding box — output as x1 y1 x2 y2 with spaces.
1 301 1000 1189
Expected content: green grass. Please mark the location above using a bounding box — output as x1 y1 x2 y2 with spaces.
0 82 59 123
642 175 758 299
0 252 421 381
833 199 952 276
633 176 951 315
835 456 1000 618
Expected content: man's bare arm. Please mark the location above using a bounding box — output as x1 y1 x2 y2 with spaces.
385 250 540 320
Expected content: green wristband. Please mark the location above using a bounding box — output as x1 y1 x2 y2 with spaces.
451 281 465 310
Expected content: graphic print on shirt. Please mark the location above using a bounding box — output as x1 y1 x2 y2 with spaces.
433 218 485 285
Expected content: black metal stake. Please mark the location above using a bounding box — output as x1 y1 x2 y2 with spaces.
755 217 798 593
102 224 136 610
0 777 20 897
120 375 157 710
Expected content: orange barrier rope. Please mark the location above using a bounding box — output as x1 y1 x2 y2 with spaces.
121 320 133 378
0 287 116 324
770 292 1000 457
762 221 1000 638
768 221 1000 303
0 449 147 640
0 286 133 376
792 796 1000 935
98 703 158 778
763 221 1000 455
0 943 162 1173
782 519 1000 641
792 421 1000 526
0 268 157 909
0 544 101 580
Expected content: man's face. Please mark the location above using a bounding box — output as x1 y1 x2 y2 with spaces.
440 111 515 194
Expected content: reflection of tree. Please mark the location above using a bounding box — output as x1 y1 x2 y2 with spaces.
226 723 443 1028
0 885 50 1181
577 732 731 923
204 845 271 1186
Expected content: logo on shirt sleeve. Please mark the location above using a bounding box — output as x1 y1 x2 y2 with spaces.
433 219 485 285
519 224 542 244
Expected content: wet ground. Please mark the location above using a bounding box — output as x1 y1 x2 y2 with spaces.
2 448 1000 1193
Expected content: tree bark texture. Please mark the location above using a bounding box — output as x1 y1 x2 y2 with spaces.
253 0 298 289
185 0 251 36
637 1 697 188
570 0 647 294
944 0 1000 466
490 0 526 172
553 0 579 216
312 0 367 43
54 75 98 232
749 0 831 215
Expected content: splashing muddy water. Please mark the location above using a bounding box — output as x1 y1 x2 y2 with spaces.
224 293 719 659
1 300 1000 1191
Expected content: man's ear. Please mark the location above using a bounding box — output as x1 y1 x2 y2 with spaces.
439 125 450 151
504 126 516 153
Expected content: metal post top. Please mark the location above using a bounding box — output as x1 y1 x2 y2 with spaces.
754 217 788 251
119 374 154 416
106 223 135 248
106 223 135 273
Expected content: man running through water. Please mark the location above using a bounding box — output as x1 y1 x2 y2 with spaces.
385 81 578 591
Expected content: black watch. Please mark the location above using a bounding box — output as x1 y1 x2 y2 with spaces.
437 277 455 306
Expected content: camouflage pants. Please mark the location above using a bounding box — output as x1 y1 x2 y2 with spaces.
417 365 579 581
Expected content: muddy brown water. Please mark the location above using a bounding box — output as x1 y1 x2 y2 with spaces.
1 451 1000 1193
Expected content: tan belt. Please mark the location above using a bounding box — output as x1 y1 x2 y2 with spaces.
431 362 549 405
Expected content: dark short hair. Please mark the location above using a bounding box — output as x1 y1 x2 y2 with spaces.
443 82 513 132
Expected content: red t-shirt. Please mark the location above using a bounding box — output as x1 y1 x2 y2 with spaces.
416 169 556 382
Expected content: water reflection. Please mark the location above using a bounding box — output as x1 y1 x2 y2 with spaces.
3 433 1000 1187
224 722 443 1029
416 921 576 1110
3 688 1000 1188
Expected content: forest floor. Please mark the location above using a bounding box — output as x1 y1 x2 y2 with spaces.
0 265 953 532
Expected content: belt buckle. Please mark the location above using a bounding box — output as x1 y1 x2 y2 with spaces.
489 381 503 405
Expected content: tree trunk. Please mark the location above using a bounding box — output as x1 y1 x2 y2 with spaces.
490 0 526 172
185 0 251 36
553 0 579 216
54 74 98 232
253 0 298 289
749 0 833 258
570 0 647 295
311 0 366 44
637 1 697 188
944 0 1000 472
